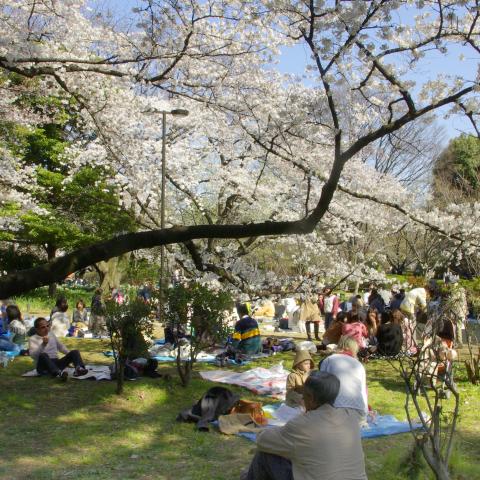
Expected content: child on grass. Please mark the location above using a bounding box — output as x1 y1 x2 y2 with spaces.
285 349 314 408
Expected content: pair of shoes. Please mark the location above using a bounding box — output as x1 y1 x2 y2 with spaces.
74 366 88 377
58 371 68 382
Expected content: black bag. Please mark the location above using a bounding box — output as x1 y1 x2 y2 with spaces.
279 318 289 329
177 387 240 431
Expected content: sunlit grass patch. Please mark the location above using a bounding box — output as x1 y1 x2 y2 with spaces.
0 338 479 479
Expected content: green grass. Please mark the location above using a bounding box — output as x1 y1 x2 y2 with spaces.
11 286 94 316
0 341 479 480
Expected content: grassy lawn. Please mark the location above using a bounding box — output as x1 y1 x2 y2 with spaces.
0 339 479 480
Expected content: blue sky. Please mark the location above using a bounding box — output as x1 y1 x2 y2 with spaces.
276 42 477 144
91 0 477 145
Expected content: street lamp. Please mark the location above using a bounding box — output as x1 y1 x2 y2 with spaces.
159 108 189 319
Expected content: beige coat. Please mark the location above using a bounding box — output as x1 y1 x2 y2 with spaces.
256 404 367 480
285 350 314 407
299 297 321 322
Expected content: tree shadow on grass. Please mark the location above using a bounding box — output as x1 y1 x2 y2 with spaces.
0 341 254 480
1 340 478 480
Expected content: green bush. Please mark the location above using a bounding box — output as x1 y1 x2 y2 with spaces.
163 283 233 386
105 299 153 394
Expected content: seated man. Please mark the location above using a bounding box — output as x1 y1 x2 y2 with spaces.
29 317 88 381
232 303 262 355
243 371 367 480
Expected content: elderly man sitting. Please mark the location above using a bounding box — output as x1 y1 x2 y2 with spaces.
29 317 88 381
242 371 367 480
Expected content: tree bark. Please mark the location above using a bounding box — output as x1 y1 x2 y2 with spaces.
96 256 128 292
116 356 125 395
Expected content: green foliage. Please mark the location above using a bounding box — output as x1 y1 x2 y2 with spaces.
0 75 136 269
163 283 233 385
17 165 136 252
459 277 480 315
433 134 480 198
2 127 136 271
124 256 161 285
12 286 94 314
0 246 41 272
105 299 153 394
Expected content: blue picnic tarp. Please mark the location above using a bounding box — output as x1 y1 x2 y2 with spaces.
236 414 423 442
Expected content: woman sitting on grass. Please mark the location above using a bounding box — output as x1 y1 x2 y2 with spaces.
341 313 368 350
376 310 404 357
319 311 348 348
71 299 89 336
6 305 27 351
286 349 314 408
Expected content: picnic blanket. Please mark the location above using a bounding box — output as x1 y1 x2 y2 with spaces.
22 364 111 380
103 349 218 363
200 363 289 399
235 403 423 441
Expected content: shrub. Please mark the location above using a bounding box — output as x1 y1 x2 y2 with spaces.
163 283 233 386
105 299 153 394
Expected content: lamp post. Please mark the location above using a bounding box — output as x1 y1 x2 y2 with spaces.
159 108 189 320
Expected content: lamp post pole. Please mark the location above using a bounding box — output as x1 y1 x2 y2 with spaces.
159 111 167 309
158 108 189 322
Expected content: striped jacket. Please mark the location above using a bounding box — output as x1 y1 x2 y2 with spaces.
232 315 262 354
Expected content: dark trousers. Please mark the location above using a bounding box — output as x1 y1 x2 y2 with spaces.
37 350 84 376
245 452 293 480
306 321 320 340
324 312 335 330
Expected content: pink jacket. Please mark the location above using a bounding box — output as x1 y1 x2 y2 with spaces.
342 322 368 349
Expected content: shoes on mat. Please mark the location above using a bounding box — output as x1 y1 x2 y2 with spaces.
74 366 88 377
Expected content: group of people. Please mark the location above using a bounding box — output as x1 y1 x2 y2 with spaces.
0 302 89 380
244 334 369 480
0 291 110 380
287 278 469 357
230 279 471 479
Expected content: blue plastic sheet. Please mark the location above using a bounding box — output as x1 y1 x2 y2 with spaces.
237 414 423 442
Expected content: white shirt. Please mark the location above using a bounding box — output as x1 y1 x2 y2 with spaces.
320 353 368 413
400 288 427 316
29 332 69 365
50 312 70 337
324 295 335 313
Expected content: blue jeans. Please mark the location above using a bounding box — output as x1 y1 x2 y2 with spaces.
0 337 20 352
324 312 335 330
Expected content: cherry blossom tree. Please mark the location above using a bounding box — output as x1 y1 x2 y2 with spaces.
1 0 480 298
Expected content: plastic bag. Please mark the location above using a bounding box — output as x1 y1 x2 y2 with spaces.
295 341 317 354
